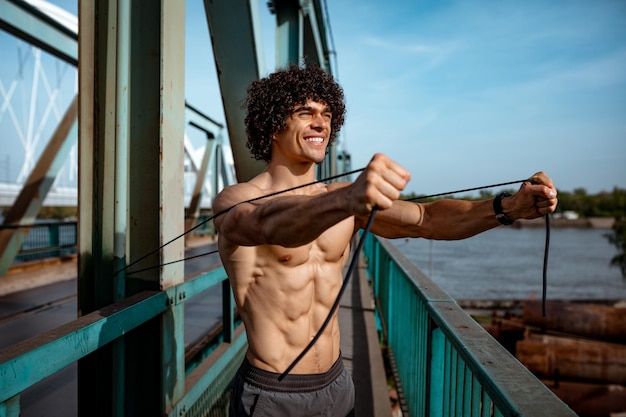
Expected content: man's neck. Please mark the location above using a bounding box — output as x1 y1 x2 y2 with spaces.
262 160 318 191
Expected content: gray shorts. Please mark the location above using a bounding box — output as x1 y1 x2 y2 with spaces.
229 355 355 417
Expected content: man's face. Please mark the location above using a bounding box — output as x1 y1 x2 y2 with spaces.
273 100 332 164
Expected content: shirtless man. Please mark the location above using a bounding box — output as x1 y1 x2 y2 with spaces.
213 65 558 417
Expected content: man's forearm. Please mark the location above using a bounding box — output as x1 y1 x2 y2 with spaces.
418 199 500 240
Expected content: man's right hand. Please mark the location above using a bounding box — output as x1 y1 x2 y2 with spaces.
349 153 411 215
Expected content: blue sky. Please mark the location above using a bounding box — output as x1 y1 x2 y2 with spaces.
2 0 624 197
334 1 626 196
186 0 626 197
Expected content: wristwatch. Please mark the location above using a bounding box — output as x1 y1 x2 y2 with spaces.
493 192 514 225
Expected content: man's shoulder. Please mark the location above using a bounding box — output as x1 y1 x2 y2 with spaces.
218 181 263 196
213 182 264 213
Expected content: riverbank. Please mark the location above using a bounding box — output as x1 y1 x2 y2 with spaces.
458 298 626 319
514 216 615 228
466 299 626 417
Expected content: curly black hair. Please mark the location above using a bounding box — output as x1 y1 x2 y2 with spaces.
244 64 346 162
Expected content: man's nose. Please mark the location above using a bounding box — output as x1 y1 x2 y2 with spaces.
311 113 327 128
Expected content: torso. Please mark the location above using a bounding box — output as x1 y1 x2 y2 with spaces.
217 184 356 374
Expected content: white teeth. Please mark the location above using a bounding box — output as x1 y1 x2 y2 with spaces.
306 137 323 143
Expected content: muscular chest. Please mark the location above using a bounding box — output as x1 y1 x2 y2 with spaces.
264 218 353 267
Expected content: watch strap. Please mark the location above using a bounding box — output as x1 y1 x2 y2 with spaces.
493 192 514 225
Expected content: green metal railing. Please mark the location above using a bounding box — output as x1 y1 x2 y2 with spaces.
363 234 577 417
0 266 247 417
1 231 579 416
1 221 78 263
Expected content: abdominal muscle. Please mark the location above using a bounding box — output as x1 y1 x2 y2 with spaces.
220 221 354 375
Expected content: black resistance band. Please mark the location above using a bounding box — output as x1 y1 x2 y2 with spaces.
542 214 550 317
279 178 551 377
117 171 551 378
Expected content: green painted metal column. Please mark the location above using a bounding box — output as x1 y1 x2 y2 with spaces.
77 1 120 415
274 0 302 68
271 0 338 181
125 0 186 414
78 0 186 415
203 0 266 183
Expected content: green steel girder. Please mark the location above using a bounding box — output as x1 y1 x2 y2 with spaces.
0 0 78 65
78 1 186 415
272 0 330 71
270 0 338 180
205 0 338 182
203 0 267 183
0 96 78 276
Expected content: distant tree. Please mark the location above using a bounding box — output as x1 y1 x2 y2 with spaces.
556 187 625 218
604 187 626 217
479 190 493 200
38 206 78 219
570 187 594 216
606 216 626 279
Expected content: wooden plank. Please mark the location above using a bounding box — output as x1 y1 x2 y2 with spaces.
516 333 626 384
523 300 626 343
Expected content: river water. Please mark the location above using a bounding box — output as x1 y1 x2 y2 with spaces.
390 227 626 301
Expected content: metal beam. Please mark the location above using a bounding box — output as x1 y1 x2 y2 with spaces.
0 95 77 275
271 0 338 179
0 290 164 403
302 0 330 71
183 101 224 200
0 0 78 65
77 2 124 415
271 0 331 69
125 0 186 414
203 0 266 182
78 0 186 415
275 0 302 68
184 135 215 241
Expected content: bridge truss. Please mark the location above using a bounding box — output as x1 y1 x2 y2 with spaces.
0 1 351 415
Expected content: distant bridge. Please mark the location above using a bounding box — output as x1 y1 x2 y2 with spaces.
0 98 234 209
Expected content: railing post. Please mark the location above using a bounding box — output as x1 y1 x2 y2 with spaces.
428 325 445 417
373 238 380 297
48 223 60 257
386 256 394 341
0 395 20 417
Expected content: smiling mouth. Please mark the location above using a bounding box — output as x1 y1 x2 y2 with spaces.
304 137 324 144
